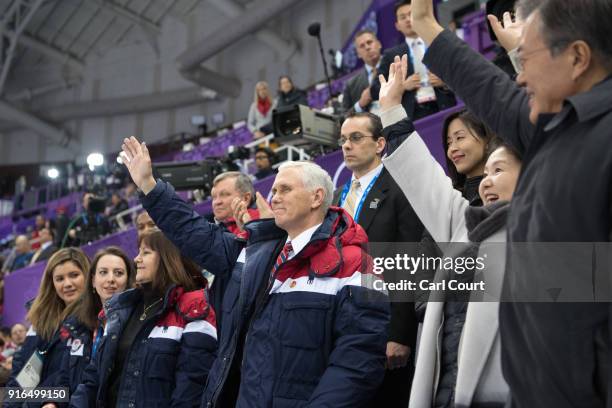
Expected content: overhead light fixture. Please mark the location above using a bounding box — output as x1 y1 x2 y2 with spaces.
87 153 104 171
47 168 59 179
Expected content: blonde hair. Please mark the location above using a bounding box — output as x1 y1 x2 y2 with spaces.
253 81 272 105
27 248 91 341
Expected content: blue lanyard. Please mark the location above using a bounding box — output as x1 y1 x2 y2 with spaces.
339 172 380 222
91 324 104 359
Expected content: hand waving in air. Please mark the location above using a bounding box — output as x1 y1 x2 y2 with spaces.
121 136 157 195
378 54 410 110
487 11 524 52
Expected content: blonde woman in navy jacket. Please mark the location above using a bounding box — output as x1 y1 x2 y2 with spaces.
5 248 91 408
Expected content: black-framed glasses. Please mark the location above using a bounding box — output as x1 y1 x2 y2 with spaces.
338 133 377 146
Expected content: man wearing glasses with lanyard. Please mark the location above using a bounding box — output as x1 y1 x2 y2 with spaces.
333 111 424 408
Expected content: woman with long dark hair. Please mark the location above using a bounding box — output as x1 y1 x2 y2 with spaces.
5 248 90 408
56 246 136 402
70 230 217 408
441 108 497 204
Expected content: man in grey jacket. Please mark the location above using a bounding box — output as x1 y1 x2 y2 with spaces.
409 0 612 406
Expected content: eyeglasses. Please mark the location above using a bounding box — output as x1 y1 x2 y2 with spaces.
338 133 377 146
510 46 549 73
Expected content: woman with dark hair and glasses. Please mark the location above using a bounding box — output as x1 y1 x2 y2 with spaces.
70 230 217 408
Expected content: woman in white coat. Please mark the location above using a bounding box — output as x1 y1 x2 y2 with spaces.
378 55 523 407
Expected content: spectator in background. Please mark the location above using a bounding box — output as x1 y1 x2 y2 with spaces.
0 328 12 349
54 205 70 248
125 182 138 200
342 29 383 113
0 326 16 361
247 81 277 139
253 147 278 180
30 227 58 264
135 210 157 239
371 0 456 120
67 193 111 246
9 235 33 272
30 215 46 250
9 324 26 350
107 191 130 228
276 75 308 109
107 192 129 218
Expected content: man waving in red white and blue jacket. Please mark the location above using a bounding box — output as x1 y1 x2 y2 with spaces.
120 136 390 408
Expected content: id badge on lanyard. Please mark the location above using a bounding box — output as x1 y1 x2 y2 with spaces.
15 350 44 388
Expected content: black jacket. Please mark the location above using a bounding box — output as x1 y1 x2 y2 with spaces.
35 244 58 263
333 168 424 349
424 29 612 408
276 88 308 109
371 42 456 120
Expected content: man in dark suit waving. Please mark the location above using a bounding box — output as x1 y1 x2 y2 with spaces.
342 29 382 113
333 111 424 407
371 0 456 120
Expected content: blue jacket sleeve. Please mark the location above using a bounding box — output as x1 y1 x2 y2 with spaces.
140 180 244 277
171 319 218 407
306 286 390 407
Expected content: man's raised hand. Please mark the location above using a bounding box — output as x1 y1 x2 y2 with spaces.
121 136 157 195
410 0 444 45
487 11 523 52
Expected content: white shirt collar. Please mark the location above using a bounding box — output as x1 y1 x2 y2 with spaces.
351 162 383 188
405 36 423 48
287 223 322 259
365 61 380 74
40 241 52 251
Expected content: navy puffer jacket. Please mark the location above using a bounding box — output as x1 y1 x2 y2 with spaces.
141 180 390 408
69 285 217 408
